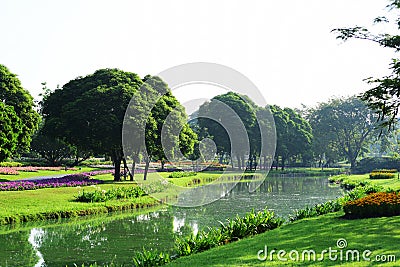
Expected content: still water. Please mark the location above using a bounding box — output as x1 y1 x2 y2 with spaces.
0 176 343 266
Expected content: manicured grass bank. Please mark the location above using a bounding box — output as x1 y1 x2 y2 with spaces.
167 212 400 266
329 173 400 191
0 182 159 224
0 171 254 225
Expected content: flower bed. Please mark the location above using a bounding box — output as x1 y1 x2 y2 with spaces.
343 192 400 218
0 174 103 191
0 167 19 175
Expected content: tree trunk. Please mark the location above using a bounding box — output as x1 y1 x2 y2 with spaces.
114 157 121 181
161 161 165 171
281 157 285 170
237 155 241 170
144 157 150 181
122 157 132 181
131 160 136 181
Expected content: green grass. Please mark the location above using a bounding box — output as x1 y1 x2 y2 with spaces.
330 173 400 191
0 182 159 224
167 212 400 266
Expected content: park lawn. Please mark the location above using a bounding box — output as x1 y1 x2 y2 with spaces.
330 173 400 191
167 212 400 267
0 166 101 181
0 181 159 225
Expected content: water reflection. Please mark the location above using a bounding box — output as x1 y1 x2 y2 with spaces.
0 176 343 266
28 228 45 267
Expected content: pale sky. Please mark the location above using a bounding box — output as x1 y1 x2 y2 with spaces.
1 0 398 108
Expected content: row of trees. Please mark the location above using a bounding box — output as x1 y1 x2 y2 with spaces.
196 92 387 171
0 65 395 175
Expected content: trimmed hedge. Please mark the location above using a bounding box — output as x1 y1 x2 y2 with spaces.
370 173 396 179
343 192 400 218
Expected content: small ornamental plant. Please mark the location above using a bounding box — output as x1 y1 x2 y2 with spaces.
343 192 400 218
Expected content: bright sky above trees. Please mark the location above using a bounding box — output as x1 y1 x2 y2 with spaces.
0 0 397 108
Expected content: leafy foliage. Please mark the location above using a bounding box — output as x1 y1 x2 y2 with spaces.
175 208 283 257
132 248 171 267
271 105 312 169
0 64 40 156
42 68 143 180
332 1 400 129
308 96 379 169
0 100 23 162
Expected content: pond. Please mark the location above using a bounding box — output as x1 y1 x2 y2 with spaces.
0 176 343 266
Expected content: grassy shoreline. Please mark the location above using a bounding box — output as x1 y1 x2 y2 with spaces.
329 173 400 191
166 212 400 266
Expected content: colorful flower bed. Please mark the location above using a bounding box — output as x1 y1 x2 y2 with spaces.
0 167 19 175
0 174 103 191
343 192 400 218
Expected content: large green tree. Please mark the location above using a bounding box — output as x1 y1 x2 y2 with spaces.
0 103 23 162
0 64 39 157
141 75 197 178
308 96 379 169
198 92 257 170
42 68 143 181
333 0 400 129
270 105 312 170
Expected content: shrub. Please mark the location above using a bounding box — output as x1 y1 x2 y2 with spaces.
0 162 22 167
168 171 197 178
371 169 397 173
289 200 342 222
369 172 396 179
75 186 146 202
343 192 400 218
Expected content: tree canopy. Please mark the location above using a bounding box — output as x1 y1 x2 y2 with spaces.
333 0 400 129
270 105 312 169
308 96 379 169
42 68 143 180
0 64 39 158
0 103 23 162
